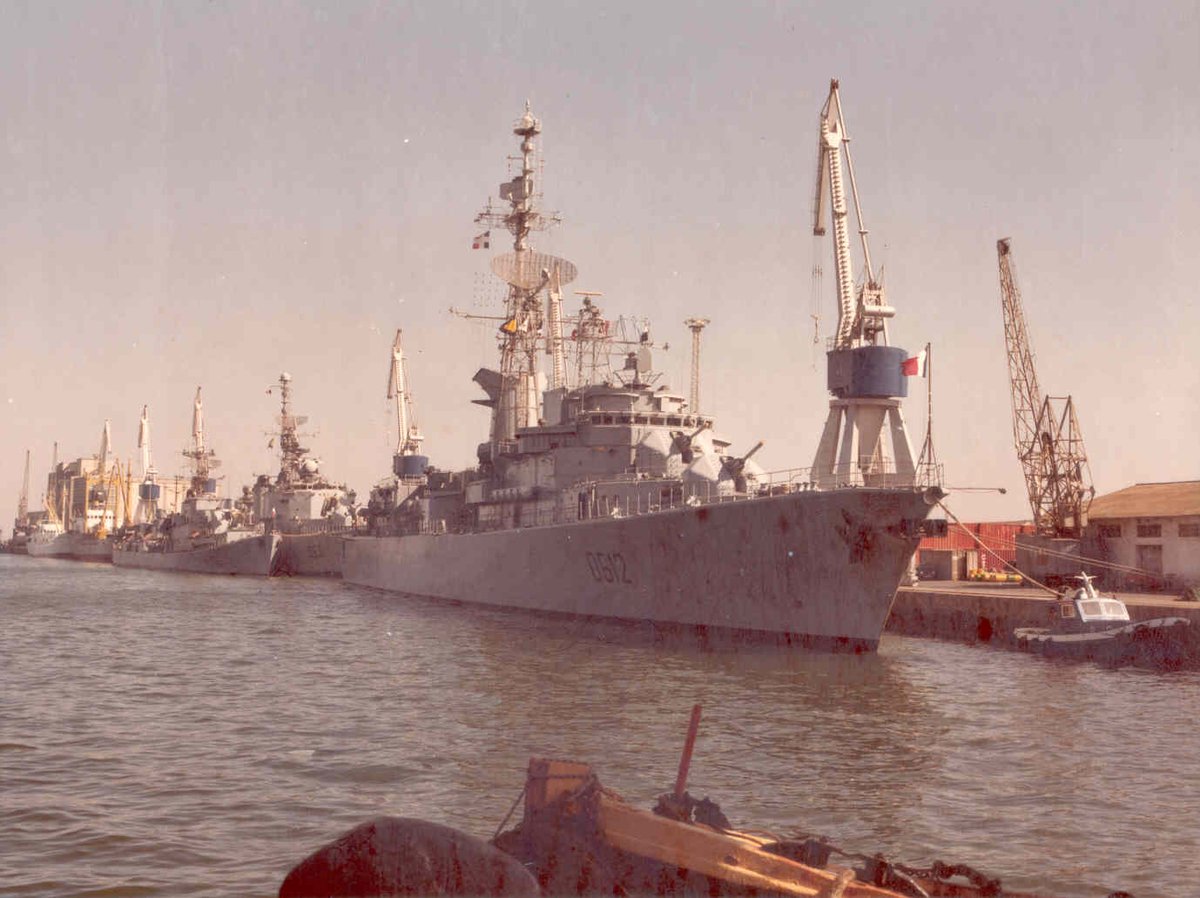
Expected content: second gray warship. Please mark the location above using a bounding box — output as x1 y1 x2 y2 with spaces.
342 88 945 650
250 372 355 576
114 388 279 576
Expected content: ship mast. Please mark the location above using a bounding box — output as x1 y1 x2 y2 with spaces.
182 387 220 495
474 103 576 452
274 373 309 487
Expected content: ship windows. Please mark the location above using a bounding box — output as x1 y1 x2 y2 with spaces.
618 414 632 424
603 415 614 425
634 415 648 424
1180 523 1200 538
667 416 681 426
1136 523 1162 538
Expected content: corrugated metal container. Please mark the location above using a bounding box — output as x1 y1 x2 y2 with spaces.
918 521 1032 570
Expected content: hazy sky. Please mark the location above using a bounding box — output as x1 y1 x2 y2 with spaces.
2 0 1197 530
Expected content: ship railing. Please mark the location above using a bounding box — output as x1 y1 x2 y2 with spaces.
264 518 359 535
571 463 945 525
369 461 945 535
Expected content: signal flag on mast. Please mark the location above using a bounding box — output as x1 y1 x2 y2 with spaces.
472 231 491 249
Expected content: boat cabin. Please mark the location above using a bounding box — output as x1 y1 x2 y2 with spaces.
1057 573 1130 625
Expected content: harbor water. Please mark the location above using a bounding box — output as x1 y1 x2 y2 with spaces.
2 554 1198 898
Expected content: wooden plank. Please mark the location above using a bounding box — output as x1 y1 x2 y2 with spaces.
596 794 906 898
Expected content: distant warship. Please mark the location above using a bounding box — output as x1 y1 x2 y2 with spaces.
342 89 944 650
113 388 278 576
250 372 355 576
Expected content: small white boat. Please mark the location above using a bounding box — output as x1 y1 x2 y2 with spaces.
1014 572 1192 668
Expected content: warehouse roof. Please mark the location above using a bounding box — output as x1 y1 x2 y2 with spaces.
1088 481 1200 520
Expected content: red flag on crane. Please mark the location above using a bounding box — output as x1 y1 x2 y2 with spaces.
472 231 490 250
902 347 928 377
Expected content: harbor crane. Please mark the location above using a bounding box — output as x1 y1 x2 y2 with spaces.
387 329 427 479
15 448 30 532
996 238 1094 537
809 80 919 489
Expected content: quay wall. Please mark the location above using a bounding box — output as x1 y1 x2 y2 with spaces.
887 583 1200 645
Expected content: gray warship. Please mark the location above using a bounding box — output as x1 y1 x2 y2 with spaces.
250 372 355 576
342 88 944 650
113 388 279 576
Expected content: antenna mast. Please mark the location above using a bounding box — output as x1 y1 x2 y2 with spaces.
474 103 576 451
274 373 310 487
182 387 220 494
684 318 710 413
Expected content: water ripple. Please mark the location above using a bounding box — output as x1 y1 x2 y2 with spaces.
3 556 1199 897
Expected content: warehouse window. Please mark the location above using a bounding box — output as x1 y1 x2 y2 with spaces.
1098 524 1121 538
1136 523 1162 538
1180 523 1200 538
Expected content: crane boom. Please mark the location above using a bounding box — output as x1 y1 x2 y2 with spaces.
388 329 424 456
812 80 893 350
17 448 30 523
996 238 1094 537
997 239 1043 458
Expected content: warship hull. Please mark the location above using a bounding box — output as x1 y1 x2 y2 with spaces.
273 532 345 577
26 532 113 562
113 533 280 576
342 488 932 650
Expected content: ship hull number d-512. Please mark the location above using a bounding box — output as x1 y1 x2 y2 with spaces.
585 551 634 585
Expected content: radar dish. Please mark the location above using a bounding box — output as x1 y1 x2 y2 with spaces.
491 251 577 290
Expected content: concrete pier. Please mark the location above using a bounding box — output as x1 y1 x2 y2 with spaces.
887 581 1200 645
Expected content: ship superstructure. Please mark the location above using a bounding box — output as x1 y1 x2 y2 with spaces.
113 387 278 575
250 372 353 575
251 373 352 525
341 96 944 650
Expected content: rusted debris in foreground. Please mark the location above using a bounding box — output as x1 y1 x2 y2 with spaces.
281 707 1133 898
497 756 1058 898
